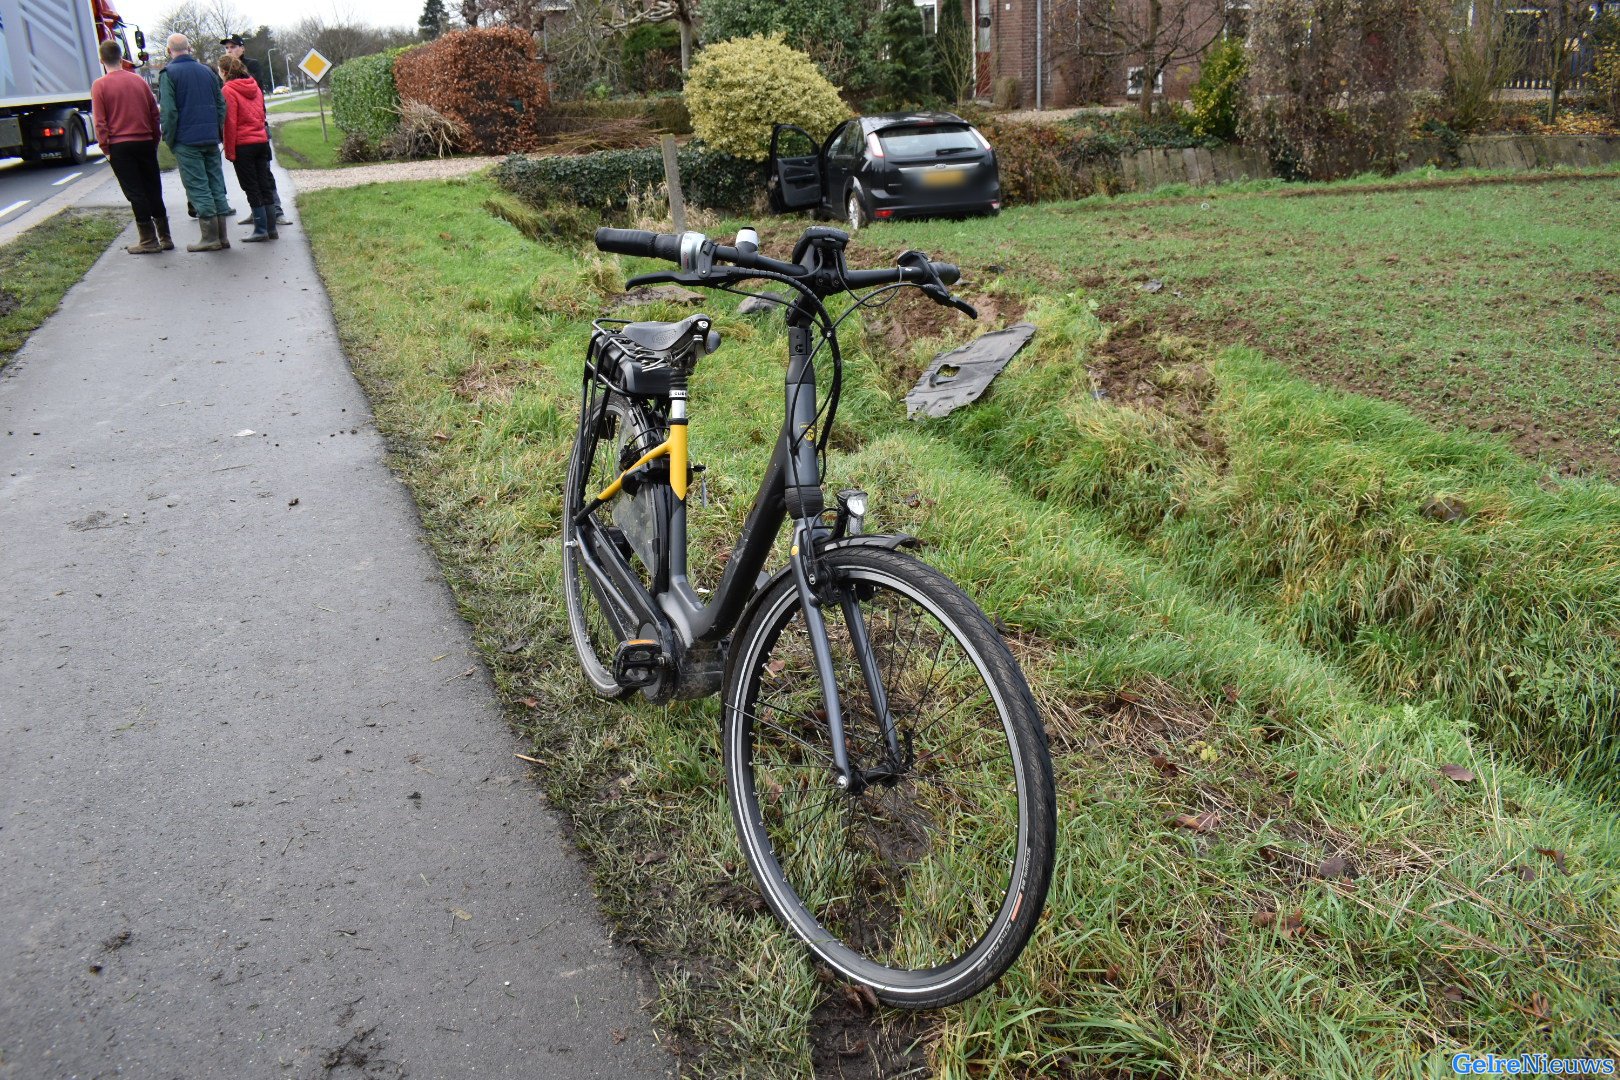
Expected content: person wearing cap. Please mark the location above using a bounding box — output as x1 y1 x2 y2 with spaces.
219 34 267 91
220 33 288 228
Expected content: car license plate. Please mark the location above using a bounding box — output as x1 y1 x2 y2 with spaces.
921 169 967 188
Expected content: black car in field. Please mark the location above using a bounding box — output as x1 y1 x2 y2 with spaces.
767 113 1001 231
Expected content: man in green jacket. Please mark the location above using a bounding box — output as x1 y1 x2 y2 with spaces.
159 34 232 252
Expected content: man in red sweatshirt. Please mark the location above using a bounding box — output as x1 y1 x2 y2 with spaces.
91 39 171 254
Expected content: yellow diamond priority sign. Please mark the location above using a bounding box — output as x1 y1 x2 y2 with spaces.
299 48 332 83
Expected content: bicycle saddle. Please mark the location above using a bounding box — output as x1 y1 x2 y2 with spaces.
617 314 714 356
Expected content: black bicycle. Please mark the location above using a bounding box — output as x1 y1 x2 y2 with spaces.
564 224 1055 1007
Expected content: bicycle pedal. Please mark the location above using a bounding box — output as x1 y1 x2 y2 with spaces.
613 639 665 688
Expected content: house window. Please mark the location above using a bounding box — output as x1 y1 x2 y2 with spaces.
915 0 938 35
1125 67 1165 97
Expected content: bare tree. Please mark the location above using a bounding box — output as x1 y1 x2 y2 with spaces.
157 0 246 63
277 15 419 69
1441 0 1526 130
1055 0 1229 118
1519 0 1596 119
1247 0 1439 177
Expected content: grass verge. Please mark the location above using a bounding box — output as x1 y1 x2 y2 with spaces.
267 94 319 115
0 210 123 364
272 115 341 169
812 168 1620 480
300 177 1620 1077
921 298 1620 793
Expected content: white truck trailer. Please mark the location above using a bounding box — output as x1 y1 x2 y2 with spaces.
0 0 147 164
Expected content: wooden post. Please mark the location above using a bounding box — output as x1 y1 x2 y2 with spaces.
661 134 686 234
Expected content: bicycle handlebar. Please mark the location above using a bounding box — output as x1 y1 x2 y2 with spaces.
593 227 962 292
594 228 684 263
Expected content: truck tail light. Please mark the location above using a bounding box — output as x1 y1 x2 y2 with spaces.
43 127 64 137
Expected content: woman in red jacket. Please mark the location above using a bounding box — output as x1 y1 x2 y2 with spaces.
220 56 276 242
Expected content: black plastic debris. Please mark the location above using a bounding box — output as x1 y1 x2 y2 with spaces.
905 323 1037 419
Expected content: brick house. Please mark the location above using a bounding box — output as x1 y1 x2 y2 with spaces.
914 0 1238 108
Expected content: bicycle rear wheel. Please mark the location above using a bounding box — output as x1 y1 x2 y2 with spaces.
722 546 1055 1008
562 389 646 699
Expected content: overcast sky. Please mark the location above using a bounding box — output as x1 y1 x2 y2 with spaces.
117 0 424 40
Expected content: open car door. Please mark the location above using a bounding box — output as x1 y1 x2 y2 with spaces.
767 124 823 214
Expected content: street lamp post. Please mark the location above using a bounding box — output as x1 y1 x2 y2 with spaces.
265 47 277 89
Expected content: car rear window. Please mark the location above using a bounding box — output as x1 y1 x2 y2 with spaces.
878 125 980 158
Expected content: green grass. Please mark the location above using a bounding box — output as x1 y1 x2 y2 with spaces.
0 210 124 363
833 167 1620 479
271 115 341 169
299 176 1620 1077
155 141 177 172
267 93 319 115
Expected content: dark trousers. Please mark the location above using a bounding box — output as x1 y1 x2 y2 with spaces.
105 140 165 223
231 143 275 209
264 143 281 210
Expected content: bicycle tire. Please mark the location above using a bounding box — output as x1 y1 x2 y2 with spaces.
562 390 644 699
722 546 1056 1008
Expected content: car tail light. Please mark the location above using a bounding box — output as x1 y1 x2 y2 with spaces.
865 132 885 159
875 209 894 219
991 200 1001 210
969 127 991 151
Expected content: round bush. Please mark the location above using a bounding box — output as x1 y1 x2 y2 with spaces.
393 27 549 155
684 35 848 163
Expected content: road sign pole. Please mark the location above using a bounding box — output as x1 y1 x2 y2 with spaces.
318 85 328 142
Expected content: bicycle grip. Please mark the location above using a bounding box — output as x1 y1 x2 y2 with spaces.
594 228 681 262
932 262 961 286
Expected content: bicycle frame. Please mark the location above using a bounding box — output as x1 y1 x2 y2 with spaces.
574 317 827 647
574 309 904 786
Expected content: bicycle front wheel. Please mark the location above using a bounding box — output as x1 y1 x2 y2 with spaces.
722 546 1056 1008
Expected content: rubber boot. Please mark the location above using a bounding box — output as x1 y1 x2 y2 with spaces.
186 200 197 218
186 214 224 252
273 205 290 226
215 215 231 249
238 211 255 225
126 220 161 254
241 205 269 243
154 215 174 251
266 207 279 240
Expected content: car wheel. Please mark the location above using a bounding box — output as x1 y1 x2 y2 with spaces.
846 188 868 232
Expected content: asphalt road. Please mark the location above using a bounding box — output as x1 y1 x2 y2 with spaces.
1 171 672 1079
0 151 113 225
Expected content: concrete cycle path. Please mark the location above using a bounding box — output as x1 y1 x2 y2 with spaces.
0 167 671 1079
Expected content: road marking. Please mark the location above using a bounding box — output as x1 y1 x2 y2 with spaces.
52 171 84 186
0 199 31 219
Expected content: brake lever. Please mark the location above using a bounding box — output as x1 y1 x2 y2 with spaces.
920 282 979 320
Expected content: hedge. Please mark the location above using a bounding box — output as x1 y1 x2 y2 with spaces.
331 47 413 141
491 145 764 213
394 28 550 155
